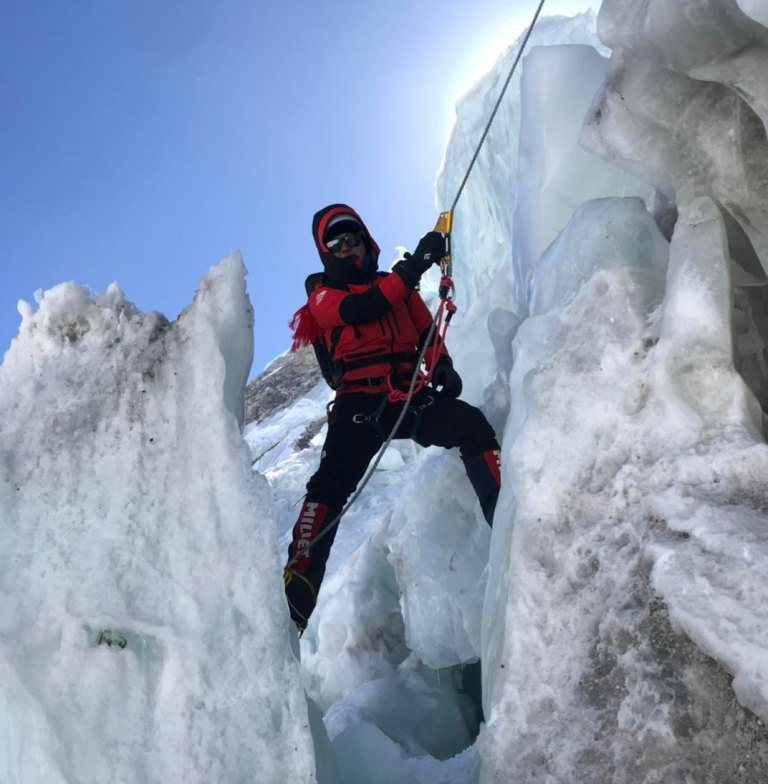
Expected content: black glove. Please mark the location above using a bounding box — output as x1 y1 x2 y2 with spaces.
431 356 463 398
392 231 446 289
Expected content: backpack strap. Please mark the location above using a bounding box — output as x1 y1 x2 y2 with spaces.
303 273 348 390
304 272 326 297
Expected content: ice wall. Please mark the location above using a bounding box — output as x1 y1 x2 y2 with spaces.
436 12 608 319
476 1 768 782
514 44 649 315
480 196 768 783
598 0 768 133
0 256 322 783
436 13 646 409
583 0 768 410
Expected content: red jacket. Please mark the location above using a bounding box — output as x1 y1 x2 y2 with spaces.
291 203 448 395
307 273 447 393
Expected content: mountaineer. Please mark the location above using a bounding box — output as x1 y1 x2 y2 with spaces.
284 203 501 632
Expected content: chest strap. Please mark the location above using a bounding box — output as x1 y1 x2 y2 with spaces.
336 350 417 375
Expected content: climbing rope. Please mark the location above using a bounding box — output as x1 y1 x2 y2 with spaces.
449 0 548 215
285 0 547 575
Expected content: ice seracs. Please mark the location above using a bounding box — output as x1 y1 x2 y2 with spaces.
0 255 324 784
478 1 768 781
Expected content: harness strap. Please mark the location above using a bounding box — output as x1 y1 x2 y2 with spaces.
407 393 434 439
351 391 435 440
337 350 418 374
352 395 390 441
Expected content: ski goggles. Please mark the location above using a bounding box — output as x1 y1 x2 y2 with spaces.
325 232 363 253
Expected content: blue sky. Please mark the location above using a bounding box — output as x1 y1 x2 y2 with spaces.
1 0 595 376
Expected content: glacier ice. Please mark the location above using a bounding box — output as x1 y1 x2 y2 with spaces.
480 204 768 781
581 53 768 267
476 2 768 782
530 196 668 315
436 12 610 318
0 256 325 783
737 0 768 28
597 0 768 126
387 451 491 669
514 44 649 312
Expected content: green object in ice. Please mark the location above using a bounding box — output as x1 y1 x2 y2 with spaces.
97 629 127 649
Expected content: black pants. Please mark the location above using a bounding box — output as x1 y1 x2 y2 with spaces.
284 389 500 628
307 389 499 507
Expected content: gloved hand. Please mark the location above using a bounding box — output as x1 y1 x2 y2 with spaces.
392 231 446 289
431 356 463 398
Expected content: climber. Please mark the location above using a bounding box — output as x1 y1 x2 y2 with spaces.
283 203 501 632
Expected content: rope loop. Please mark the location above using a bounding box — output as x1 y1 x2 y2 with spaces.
387 372 426 403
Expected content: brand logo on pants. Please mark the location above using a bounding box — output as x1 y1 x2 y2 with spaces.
294 502 323 564
299 501 319 537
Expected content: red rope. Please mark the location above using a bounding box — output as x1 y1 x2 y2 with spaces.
425 274 457 384
387 273 456 402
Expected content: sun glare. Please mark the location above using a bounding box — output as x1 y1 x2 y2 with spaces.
454 23 526 100
454 0 601 100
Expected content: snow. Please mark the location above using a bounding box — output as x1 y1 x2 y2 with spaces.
5 2 768 782
737 0 768 28
0 256 323 783
475 1 768 779
478 199 766 781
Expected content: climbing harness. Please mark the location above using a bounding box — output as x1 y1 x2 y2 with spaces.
353 390 435 441
353 395 391 441
285 0 547 574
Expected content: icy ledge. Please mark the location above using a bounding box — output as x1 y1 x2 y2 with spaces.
0 256 323 784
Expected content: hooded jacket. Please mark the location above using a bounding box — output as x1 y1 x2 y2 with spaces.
290 203 449 394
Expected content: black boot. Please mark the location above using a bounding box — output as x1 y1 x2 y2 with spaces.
284 568 318 634
463 448 501 526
